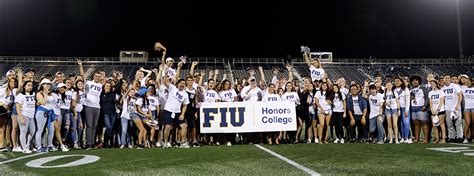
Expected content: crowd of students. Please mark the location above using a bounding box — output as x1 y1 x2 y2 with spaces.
0 43 473 154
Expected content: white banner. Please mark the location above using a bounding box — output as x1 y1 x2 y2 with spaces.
199 101 297 133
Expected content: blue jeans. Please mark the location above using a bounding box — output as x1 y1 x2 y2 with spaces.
60 109 72 142
104 113 116 145
71 112 83 145
120 118 131 146
369 115 385 141
400 107 411 140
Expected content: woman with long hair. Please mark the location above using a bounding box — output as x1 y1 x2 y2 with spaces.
315 82 334 144
429 80 446 144
332 84 347 144
384 82 401 144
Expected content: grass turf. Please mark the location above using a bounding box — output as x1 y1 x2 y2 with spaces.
1 143 473 175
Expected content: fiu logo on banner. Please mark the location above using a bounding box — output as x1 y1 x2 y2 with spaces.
203 107 245 128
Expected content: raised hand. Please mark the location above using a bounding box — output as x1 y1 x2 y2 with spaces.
77 58 83 65
192 61 199 66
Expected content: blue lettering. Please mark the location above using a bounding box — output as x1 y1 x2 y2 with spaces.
203 108 218 127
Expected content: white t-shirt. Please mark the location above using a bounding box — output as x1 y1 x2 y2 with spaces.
410 86 425 108
72 90 86 112
462 87 474 109
263 94 281 102
60 90 74 110
147 96 160 111
15 93 36 118
219 89 237 102
316 91 331 111
39 93 56 110
120 98 131 120
84 81 103 108
341 87 349 97
0 88 14 106
442 83 462 111
429 89 445 112
395 87 410 109
351 95 363 115
333 93 346 112
164 84 190 113
368 93 384 119
136 97 150 114
281 92 300 106
384 91 398 109
204 89 220 102
309 65 325 81
140 78 147 88
158 85 169 109
53 93 62 115
241 86 262 102
126 97 138 116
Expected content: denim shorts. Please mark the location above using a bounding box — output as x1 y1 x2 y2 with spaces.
464 108 474 113
385 108 399 117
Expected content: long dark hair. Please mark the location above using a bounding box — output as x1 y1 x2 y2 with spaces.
21 81 33 95
394 76 406 90
332 84 342 101
284 82 295 93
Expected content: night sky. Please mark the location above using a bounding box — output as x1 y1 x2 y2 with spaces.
0 0 473 58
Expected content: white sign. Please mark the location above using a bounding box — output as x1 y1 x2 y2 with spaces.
200 101 297 133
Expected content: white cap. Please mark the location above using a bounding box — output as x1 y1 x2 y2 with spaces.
57 83 66 88
166 57 174 62
460 74 469 79
432 115 440 127
249 77 256 81
39 79 52 85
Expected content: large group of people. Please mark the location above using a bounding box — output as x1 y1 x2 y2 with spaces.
0 43 473 154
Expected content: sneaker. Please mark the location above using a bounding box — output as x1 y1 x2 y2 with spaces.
377 141 384 144
61 145 69 152
216 142 220 146
31 148 37 152
340 138 345 144
315 138 319 144
48 146 58 152
406 139 413 144
23 149 32 154
155 142 162 148
128 145 133 149
192 141 200 148
137 144 144 149
226 142 232 147
463 139 469 144
120 145 125 149
12 147 23 153
181 142 191 148
334 138 340 144
73 143 80 149
37 147 49 153
307 139 311 144
395 140 400 144
389 139 393 144
400 139 405 143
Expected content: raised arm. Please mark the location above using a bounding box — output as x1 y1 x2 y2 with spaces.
258 66 266 83
174 62 184 83
198 70 206 91
190 61 198 77
213 69 219 81
286 65 294 83
140 67 153 80
77 59 85 78
362 80 369 99
304 52 312 67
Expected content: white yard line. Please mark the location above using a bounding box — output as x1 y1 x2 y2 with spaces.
255 144 320 176
0 153 46 165
448 143 474 147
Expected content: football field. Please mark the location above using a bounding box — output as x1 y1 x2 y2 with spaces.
1 143 473 175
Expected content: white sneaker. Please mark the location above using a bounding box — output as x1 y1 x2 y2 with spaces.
389 139 393 144
226 142 232 147
164 142 171 148
216 142 220 146
32 148 37 152
120 145 125 149
463 139 469 144
400 139 405 143
180 142 191 148
307 139 311 144
128 145 133 149
315 138 319 144
334 138 340 144
340 138 345 144
61 145 69 152
395 140 400 144
49 146 58 152
12 147 23 153
73 143 80 149
406 139 413 144
23 149 32 154
377 141 384 144
155 142 162 148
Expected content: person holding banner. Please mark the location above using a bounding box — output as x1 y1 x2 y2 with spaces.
281 81 300 144
219 79 238 146
198 72 221 145
241 77 263 144
262 83 282 144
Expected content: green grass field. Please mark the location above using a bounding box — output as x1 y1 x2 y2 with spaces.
1 143 473 175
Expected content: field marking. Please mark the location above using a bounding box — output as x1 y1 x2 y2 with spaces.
0 153 46 165
255 144 320 176
448 143 474 147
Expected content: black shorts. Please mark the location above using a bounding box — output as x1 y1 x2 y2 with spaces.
162 110 182 125
185 108 196 128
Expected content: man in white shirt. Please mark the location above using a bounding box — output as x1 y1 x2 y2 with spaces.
162 78 190 148
442 75 463 143
83 71 103 149
365 84 385 144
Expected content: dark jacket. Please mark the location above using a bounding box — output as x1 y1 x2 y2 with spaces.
346 94 368 115
100 92 116 115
